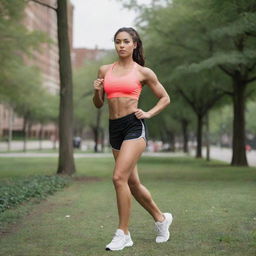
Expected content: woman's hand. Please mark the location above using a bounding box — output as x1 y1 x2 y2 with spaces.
135 109 151 119
93 78 104 91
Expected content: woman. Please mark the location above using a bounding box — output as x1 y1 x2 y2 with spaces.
92 27 173 251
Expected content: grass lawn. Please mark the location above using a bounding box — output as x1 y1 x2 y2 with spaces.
0 156 255 256
0 148 99 154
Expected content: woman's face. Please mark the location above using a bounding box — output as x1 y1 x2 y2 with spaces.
114 31 137 58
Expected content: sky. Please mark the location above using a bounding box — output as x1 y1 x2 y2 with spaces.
70 0 150 50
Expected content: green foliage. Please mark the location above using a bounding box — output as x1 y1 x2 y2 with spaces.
0 0 54 125
174 50 256 78
118 0 256 153
210 104 233 142
0 175 71 213
210 12 256 38
73 53 116 133
0 0 49 59
246 101 256 134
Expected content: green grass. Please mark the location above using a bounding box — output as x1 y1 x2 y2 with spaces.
0 156 255 256
0 148 100 154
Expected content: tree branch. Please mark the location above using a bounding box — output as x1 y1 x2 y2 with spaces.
245 88 256 98
246 76 256 84
28 0 57 11
153 26 203 55
175 86 197 113
248 62 256 72
222 90 234 96
218 64 235 77
245 32 256 38
203 91 224 116
168 40 202 54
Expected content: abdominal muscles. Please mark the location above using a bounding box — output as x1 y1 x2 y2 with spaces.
108 97 138 119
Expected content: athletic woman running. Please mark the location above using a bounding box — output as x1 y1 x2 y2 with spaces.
92 27 173 251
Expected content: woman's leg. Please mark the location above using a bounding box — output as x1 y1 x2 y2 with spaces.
128 165 165 222
112 148 165 223
112 138 146 234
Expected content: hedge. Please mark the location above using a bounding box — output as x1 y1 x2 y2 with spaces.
0 175 72 213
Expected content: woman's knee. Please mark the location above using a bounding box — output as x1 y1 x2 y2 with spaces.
112 172 127 186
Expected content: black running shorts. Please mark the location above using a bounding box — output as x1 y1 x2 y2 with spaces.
109 112 148 151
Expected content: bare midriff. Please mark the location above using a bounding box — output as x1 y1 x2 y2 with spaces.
108 97 138 120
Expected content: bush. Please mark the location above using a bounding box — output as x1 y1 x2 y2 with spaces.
0 175 72 213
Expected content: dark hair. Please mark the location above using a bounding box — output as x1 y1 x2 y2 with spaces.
114 27 145 66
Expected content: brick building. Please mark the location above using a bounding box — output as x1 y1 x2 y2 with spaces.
72 47 111 69
0 0 73 139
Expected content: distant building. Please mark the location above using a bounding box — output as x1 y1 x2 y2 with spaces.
0 0 73 139
72 46 111 69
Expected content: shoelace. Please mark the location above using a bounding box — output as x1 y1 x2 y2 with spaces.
111 232 124 243
155 222 165 236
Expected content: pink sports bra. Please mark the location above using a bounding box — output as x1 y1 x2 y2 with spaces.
103 62 142 100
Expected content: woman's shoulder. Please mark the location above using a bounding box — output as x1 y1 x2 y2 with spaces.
99 63 115 71
136 64 156 79
98 63 115 77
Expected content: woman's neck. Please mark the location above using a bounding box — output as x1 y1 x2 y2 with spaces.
117 57 134 68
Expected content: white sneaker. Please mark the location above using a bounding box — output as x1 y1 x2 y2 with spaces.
155 212 173 243
105 229 134 251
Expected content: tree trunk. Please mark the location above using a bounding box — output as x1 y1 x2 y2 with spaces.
23 115 28 152
7 105 13 151
101 127 105 152
39 123 43 151
169 131 176 152
57 0 76 175
181 119 189 153
93 109 102 152
92 126 98 152
196 114 203 158
28 121 32 139
231 77 248 166
205 113 210 161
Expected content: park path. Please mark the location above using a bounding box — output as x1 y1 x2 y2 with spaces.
0 141 255 166
190 146 256 167
0 152 185 158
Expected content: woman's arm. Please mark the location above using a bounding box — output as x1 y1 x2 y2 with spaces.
93 65 106 108
135 67 171 119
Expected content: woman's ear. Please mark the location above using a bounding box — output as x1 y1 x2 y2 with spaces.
134 42 137 49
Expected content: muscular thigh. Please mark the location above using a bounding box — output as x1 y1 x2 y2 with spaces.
112 150 140 185
112 138 145 181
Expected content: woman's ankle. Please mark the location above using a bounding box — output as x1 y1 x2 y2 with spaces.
154 213 165 222
118 227 129 235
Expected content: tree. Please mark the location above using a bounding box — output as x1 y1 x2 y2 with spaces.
133 0 226 158
208 0 256 166
56 0 75 174
173 73 225 157
169 96 195 153
137 0 256 165
210 104 233 147
170 0 256 165
11 66 46 151
0 0 48 104
28 0 76 173
73 56 114 152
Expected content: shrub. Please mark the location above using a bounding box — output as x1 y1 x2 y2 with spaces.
0 175 72 213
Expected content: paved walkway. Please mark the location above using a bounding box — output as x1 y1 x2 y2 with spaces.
0 152 186 158
190 146 256 167
0 140 255 166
